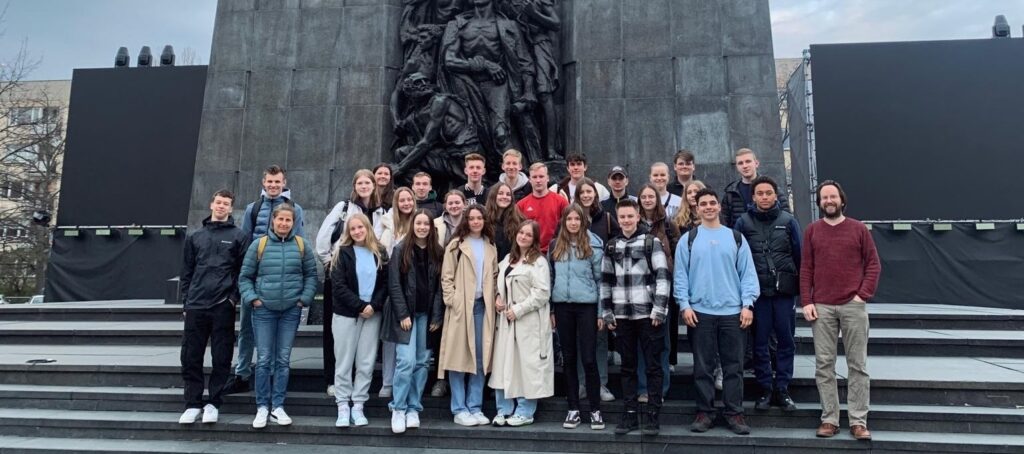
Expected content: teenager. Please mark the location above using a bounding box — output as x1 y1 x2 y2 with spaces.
548 205 606 429
666 149 697 197
374 163 395 211
518 162 569 253
490 220 554 427
377 186 417 398
316 169 387 397
412 172 444 218
439 205 498 426
549 153 610 203
462 153 488 206
484 182 527 260
601 199 671 436
648 162 683 220
601 166 636 215
178 189 247 425
331 213 389 428
435 190 467 247
572 178 617 402
238 204 317 429
498 149 532 201
673 180 707 233
636 184 681 401
384 210 446 433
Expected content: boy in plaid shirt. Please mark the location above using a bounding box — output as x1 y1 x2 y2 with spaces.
600 199 671 435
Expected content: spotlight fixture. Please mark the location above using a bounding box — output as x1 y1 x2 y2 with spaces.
114 47 130 67
993 15 1011 38
138 46 153 67
160 45 175 66
31 210 51 226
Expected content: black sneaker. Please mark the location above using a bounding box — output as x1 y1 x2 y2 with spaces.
563 410 581 429
726 414 751 435
589 411 605 430
641 411 660 436
755 389 773 411
690 412 714 433
614 411 639 434
777 391 798 412
222 375 250 395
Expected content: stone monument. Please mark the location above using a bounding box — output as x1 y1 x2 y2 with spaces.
189 0 783 232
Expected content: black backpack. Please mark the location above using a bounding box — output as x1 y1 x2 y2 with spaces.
684 225 743 270
605 235 658 286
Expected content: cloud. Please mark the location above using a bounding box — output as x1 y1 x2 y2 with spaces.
770 0 1024 57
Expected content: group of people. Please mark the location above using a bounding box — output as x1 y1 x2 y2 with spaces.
178 148 880 441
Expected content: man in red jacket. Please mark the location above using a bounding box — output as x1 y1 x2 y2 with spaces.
800 180 880 441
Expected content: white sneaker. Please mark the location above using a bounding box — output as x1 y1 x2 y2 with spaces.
406 411 420 429
270 407 292 426
507 414 534 427
327 385 336 397
351 404 369 426
336 404 351 428
201 404 218 423
491 414 508 426
472 412 490 425
253 407 269 429
391 410 407 434
179 408 201 424
453 412 477 426
379 385 393 398
600 386 615 402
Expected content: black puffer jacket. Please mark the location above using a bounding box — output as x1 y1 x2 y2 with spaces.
721 178 789 227
382 241 445 344
733 202 802 297
180 216 248 310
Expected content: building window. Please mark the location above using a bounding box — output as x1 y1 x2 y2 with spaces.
0 180 26 200
3 144 38 164
8 107 59 126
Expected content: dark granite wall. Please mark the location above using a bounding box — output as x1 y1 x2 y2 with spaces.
190 0 782 229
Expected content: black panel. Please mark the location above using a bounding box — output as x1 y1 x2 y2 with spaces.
870 223 1024 309
811 39 1024 220
44 230 184 302
58 66 207 226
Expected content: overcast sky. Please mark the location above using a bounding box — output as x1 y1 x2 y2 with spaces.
1 0 1023 80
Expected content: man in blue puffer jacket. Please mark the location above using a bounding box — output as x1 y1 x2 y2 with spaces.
238 203 317 428
226 165 307 395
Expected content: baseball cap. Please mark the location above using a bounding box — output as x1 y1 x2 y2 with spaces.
608 166 628 178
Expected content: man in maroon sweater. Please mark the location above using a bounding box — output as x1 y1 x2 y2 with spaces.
800 180 880 441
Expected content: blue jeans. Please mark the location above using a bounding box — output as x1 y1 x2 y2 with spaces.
637 321 671 396
234 302 254 378
449 298 485 415
754 295 796 392
494 388 538 418
390 312 431 412
252 304 301 409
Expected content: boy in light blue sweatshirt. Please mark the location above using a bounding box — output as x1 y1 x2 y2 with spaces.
673 188 759 436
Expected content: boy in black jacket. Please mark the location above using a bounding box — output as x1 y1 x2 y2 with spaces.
179 190 248 424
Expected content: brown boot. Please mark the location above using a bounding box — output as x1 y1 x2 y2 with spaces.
815 422 840 438
850 425 872 440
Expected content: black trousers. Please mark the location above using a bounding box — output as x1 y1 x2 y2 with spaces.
181 302 235 409
616 318 665 411
691 311 745 416
322 271 336 387
553 303 600 412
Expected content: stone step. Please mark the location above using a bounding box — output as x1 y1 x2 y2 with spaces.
5 320 1022 358
0 384 1020 435
1 345 1022 407
4 302 1024 330
0 408 1021 453
0 436 532 454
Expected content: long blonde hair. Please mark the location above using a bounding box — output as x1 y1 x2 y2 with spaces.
673 180 707 230
391 187 416 240
331 213 384 269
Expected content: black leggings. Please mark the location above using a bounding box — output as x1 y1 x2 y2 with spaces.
552 303 601 411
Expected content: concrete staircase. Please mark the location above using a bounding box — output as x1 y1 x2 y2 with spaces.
0 300 1021 453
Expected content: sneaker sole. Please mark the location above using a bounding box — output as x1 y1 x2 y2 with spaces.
642 429 660 436
591 423 605 430
508 419 534 427
562 422 580 429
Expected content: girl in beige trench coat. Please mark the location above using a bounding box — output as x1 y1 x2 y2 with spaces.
438 205 498 427
489 220 554 427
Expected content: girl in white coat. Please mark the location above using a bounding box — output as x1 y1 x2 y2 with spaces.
489 220 553 427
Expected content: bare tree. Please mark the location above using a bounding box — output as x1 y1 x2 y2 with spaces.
0 7 63 296
180 46 203 65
